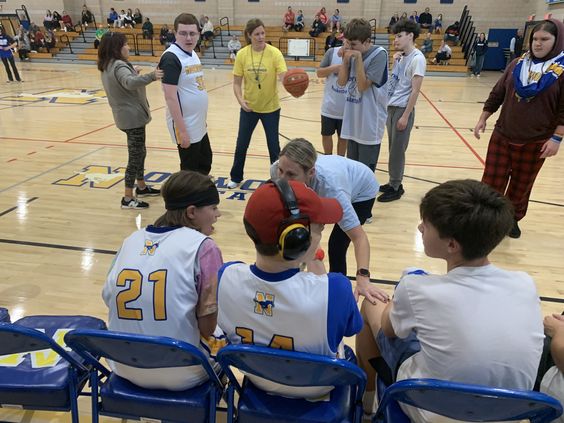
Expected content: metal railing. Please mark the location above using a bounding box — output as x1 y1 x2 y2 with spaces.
59 33 73 53
219 17 231 36
73 24 86 42
214 25 223 48
135 33 154 56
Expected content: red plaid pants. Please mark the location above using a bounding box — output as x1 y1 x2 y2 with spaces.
481 130 546 221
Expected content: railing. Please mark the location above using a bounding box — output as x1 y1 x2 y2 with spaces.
219 17 231 36
135 33 154 56
214 25 224 47
59 33 73 54
73 24 86 42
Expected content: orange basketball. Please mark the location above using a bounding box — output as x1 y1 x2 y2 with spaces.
283 68 309 98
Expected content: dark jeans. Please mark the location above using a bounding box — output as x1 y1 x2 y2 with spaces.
2 56 21 81
230 108 280 183
177 133 212 175
328 197 375 276
122 127 147 189
471 54 486 75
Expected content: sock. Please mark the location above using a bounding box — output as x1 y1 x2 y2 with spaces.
362 390 377 415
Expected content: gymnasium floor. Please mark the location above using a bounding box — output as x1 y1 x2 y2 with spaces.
0 62 563 421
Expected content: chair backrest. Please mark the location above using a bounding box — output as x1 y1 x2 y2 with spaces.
217 344 366 395
0 322 83 368
0 308 10 323
378 378 563 423
64 329 221 385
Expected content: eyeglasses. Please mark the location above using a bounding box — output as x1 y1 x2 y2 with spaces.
177 31 199 38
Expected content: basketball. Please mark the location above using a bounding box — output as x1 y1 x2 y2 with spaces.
283 68 309 98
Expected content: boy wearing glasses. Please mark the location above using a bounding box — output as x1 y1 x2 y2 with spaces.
159 13 212 175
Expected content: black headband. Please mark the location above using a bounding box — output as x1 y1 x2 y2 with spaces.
165 185 220 210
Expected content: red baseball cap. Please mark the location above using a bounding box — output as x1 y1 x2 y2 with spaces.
244 180 343 244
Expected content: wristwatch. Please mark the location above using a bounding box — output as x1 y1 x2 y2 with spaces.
356 268 370 278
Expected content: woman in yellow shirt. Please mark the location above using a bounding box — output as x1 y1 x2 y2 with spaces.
228 18 287 189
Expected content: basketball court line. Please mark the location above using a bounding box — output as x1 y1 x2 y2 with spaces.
420 90 485 166
0 197 38 217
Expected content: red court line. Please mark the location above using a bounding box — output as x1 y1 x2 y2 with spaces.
7 159 17 163
420 90 485 166
27 151 37 155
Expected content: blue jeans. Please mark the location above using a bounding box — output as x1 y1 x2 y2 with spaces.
230 108 281 183
472 54 486 75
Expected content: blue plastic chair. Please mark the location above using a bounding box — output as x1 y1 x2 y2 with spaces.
0 308 10 323
0 315 107 423
374 378 564 423
64 329 224 423
217 344 367 423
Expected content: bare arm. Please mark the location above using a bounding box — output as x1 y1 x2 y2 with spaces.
233 75 251 112
163 82 190 148
337 52 351 87
540 124 564 158
397 75 423 131
545 314 564 372
473 110 493 139
316 63 341 78
197 272 218 338
345 225 389 304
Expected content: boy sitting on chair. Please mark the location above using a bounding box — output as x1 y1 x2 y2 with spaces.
356 179 544 420
218 179 363 399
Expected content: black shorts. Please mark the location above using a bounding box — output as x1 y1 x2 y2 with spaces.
321 115 342 136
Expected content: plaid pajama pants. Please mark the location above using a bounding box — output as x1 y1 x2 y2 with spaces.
481 130 546 221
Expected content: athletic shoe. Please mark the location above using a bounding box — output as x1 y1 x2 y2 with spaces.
377 184 404 202
121 197 149 209
136 186 160 197
508 219 521 239
365 217 373 224
378 183 395 193
227 180 240 189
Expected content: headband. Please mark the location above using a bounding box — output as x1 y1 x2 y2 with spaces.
165 185 219 210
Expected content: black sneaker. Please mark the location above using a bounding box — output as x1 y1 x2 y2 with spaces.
508 220 521 239
377 185 404 202
121 197 149 209
379 183 394 193
136 186 161 197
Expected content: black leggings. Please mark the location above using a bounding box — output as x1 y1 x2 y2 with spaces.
122 127 147 189
1 56 21 82
328 197 376 276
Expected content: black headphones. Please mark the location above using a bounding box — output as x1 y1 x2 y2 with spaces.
273 179 311 261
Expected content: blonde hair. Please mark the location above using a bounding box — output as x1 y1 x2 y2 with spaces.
279 138 317 172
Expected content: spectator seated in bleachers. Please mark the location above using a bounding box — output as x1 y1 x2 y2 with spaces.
201 16 214 48
434 13 443 34
431 39 452 64
124 9 135 28
94 26 108 49
315 7 329 32
52 11 62 30
142 18 153 40
107 8 118 27
388 13 399 33
81 5 94 28
409 11 419 23
228 34 241 61
15 25 31 61
328 9 342 32
309 15 324 38
44 29 55 52
282 6 295 32
324 28 343 52
134 8 143 25
419 32 433 55
61 10 73 32
444 21 460 45
43 10 54 31
114 10 126 28
419 7 432 32
295 10 305 32
159 24 169 45
31 28 45 52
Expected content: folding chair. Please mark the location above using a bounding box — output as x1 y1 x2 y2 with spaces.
217 344 367 423
0 315 107 423
0 308 9 323
64 329 224 423
374 378 564 423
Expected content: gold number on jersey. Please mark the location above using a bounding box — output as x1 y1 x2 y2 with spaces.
196 75 205 91
116 269 168 320
234 327 294 351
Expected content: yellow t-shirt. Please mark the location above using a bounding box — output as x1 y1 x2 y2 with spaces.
233 44 287 113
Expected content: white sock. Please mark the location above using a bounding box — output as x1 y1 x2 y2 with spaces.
362 390 377 415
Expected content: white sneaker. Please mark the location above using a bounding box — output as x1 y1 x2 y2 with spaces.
227 180 240 189
365 217 373 224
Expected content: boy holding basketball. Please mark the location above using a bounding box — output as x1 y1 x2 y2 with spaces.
338 18 388 172
217 179 362 399
355 179 544 419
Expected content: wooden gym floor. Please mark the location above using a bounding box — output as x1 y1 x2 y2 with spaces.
0 62 562 422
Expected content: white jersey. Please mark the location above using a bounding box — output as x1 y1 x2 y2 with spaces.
162 43 208 145
388 48 426 107
321 47 346 119
103 225 210 391
341 46 388 145
217 262 362 398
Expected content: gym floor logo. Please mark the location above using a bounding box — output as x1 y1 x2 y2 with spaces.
52 165 266 200
0 88 107 105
